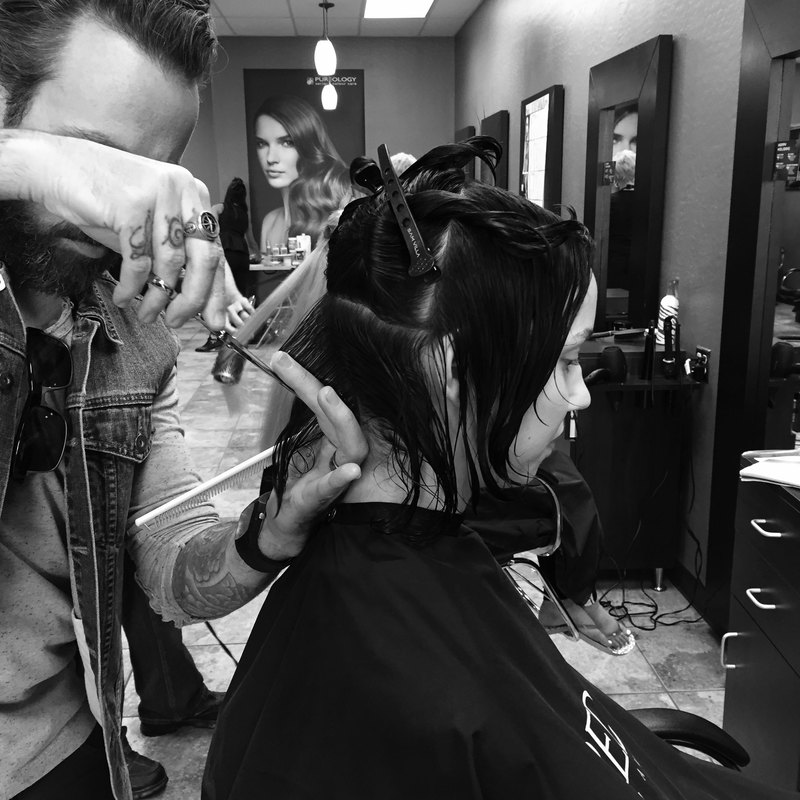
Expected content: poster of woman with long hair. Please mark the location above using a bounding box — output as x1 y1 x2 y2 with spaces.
243 69 365 257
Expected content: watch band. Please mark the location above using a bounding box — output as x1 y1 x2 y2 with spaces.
234 494 294 573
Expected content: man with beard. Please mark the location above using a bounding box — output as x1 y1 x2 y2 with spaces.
0 2 366 799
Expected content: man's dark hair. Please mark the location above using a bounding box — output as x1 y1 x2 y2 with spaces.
0 0 217 125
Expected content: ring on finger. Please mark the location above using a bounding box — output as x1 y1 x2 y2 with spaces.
328 451 340 471
183 211 220 241
146 273 177 302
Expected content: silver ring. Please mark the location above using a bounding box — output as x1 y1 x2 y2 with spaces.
183 211 220 241
147 274 177 302
328 451 340 471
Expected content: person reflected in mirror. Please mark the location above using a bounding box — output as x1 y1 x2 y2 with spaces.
607 103 638 303
607 147 637 293
612 106 638 156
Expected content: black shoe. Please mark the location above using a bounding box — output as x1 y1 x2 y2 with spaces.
121 726 168 799
195 335 223 352
139 689 226 737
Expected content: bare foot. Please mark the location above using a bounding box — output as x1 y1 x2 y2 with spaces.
581 601 633 652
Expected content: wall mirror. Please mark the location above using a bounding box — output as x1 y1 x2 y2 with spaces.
519 85 564 212
583 35 673 330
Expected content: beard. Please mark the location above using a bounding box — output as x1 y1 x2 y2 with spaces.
0 200 122 302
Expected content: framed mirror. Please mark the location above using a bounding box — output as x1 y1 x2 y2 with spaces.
583 35 673 330
519 85 564 211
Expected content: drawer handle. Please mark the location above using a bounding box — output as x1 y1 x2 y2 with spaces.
745 587 777 610
750 518 784 538
720 632 740 669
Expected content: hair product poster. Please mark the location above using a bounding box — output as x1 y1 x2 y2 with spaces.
242 69 365 246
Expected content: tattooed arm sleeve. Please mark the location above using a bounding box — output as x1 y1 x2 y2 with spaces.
127 367 281 624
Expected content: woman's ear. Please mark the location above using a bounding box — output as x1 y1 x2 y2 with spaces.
442 335 460 405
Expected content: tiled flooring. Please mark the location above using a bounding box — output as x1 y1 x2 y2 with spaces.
122 319 725 798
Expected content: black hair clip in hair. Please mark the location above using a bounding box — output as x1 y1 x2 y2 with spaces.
376 144 438 280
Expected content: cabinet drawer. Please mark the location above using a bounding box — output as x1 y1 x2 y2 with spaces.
735 479 800 588
723 596 800 791
731 536 800 675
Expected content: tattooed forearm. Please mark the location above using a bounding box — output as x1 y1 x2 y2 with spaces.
173 522 274 618
129 209 154 260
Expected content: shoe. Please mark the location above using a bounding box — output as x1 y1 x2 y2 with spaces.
121 726 168 799
195 335 223 352
139 689 226 737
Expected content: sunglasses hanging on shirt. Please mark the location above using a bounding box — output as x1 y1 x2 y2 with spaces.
12 328 73 480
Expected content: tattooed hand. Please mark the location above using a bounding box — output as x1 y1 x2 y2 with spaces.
0 129 226 328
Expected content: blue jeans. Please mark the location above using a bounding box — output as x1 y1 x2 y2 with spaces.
122 553 209 722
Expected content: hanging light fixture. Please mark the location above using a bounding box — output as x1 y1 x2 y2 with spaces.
314 2 337 77
321 79 338 111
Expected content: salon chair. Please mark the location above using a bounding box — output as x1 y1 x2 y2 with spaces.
496 480 749 771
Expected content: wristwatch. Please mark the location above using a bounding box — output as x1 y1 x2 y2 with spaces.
234 494 295 573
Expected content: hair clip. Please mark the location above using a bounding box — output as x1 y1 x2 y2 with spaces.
376 145 438 280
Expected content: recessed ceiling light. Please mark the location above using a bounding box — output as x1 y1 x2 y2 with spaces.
364 0 435 19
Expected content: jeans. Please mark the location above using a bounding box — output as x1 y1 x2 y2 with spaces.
122 553 209 722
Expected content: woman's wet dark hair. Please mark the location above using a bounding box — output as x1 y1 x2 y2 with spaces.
274 136 593 535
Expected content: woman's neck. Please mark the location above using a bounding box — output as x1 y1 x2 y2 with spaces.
281 188 292 229
340 443 471 512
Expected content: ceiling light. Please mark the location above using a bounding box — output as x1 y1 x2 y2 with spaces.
364 0 434 18
321 82 338 111
314 2 337 77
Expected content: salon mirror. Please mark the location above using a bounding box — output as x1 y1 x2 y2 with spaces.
583 35 673 330
519 85 564 212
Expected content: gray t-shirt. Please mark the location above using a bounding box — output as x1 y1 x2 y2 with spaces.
0 303 96 796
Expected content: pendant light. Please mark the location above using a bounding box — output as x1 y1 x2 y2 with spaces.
321 80 338 111
314 2 337 77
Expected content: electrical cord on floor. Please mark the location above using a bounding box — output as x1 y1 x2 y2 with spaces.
204 621 239 666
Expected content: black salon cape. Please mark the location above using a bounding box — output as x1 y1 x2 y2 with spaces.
202 503 795 800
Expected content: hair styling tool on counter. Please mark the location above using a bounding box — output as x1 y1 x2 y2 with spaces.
639 321 656 408
589 328 646 340
134 445 276 529
661 316 677 378
640 321 656 381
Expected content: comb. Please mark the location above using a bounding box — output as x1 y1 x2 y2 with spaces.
134 445 276 529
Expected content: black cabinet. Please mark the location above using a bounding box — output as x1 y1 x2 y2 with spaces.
722 459 800 791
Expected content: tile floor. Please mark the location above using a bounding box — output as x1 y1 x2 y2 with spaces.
122 319 726 799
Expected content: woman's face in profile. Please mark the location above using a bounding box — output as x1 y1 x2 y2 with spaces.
612 111 638 156
255 114 300 189
506 277 596 477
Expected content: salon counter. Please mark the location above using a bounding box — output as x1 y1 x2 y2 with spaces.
573 338 699 575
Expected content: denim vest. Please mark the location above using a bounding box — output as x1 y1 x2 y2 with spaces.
0 267 179 800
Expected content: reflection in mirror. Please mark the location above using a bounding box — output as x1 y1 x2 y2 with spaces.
606 104 638 324
519 85 564 211
583 35 673 331
768 57 800 449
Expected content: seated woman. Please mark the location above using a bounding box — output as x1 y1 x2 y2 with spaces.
203 138 795 800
